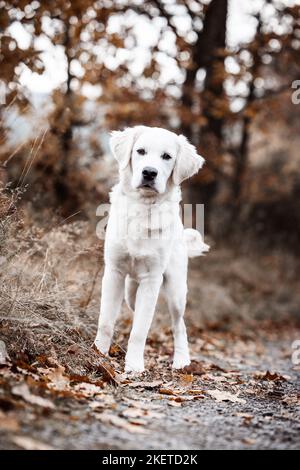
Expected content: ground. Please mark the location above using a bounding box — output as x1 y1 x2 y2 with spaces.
0 221 300 450
1 328 300 450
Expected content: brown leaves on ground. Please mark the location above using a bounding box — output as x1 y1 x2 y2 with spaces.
183 360 226 376
242 438 257 446
207 389 246 404
12 383 55 409
0 326 299 447
10 435 54 450
159 388 177 396
95 412 149 434
126 379 162 389
282 394 300 406
253 371 290 382
38 365 70 391
0 411 20 432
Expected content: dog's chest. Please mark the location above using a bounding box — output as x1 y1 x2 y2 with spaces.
106 187 182 275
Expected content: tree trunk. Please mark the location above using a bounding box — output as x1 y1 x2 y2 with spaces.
198 0 228 142
183 0 228 231
54 19 75 208
228 16 263 229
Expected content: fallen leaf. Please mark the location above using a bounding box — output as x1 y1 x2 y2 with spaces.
207 389 246 404
67 344 80 355
254 371 289 382
73 382 103 397
69 374 104 388
0 411 20 432
236 412 254 425
15 366 40 382
11 435 54 450
95 362 118 386
242 438 256 445
89 395 116 410
127 380 162 389
12 383 55 409
188 389 205 395
182 361 206 375
109 344 123 356
167 400 182 407
39 366 70 391
159 388 178 396
169 395 194 403
179 374 193 385
96 412 148 434
282 394 300 406
126 417 148 426
183 361 226 375
122 407 146 419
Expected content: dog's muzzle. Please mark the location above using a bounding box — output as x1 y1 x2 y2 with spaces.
139 166 158 190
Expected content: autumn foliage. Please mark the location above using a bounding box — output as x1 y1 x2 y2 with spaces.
0 0 299 240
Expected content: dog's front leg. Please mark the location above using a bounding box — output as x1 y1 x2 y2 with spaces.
125 274 163 373
94 267 125 355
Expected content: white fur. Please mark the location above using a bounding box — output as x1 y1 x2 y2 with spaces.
94 126 208 373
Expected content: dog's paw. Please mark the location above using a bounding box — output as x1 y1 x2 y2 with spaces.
124 360 145 374
172 355 191 370
93 340 108 356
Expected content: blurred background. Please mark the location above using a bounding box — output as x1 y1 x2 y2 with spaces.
1 0 300 233
2 2 300 450
1 0 300 361
1 0 300 240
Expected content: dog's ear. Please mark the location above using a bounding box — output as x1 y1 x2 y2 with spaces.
110 127 144 171
173 134 205 185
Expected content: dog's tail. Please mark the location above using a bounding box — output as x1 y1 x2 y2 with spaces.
184 228 210 258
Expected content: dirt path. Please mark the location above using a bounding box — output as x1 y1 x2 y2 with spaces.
1 332 299 450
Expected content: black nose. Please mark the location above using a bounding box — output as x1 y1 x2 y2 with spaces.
142 167 158 181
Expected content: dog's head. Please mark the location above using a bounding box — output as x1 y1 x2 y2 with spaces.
110 126 205 196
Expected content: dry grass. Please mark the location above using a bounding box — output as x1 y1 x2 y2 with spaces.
0 188 107 376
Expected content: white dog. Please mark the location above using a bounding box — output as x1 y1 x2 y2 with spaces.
94 126 209 373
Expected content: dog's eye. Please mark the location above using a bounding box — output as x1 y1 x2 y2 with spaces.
162 152 172 160
137 148 146 155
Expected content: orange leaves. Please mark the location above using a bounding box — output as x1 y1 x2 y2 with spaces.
254 371 289 383
183 360 226 376
38 365 70 392
143 60 158 79
0 8 10 30
158 388 176 396
108 34 125 49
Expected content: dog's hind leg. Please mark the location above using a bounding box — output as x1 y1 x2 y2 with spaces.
125 275 138 312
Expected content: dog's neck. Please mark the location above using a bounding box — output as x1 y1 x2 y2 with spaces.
109 182 181 239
